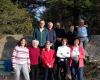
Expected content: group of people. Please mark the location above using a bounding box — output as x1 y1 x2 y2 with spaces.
12 19 91 80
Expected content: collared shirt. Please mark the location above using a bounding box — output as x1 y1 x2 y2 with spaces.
56 46 70 58
40 28 44 32
77 26 88 37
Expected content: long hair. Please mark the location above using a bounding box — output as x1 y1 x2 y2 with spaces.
17 38 27 47
74 37 81 45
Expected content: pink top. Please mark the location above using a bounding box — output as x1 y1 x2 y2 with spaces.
70 46 85 68
12 46 30 67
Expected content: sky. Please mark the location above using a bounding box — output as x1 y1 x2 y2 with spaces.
28 3 46 21
34 6 46 21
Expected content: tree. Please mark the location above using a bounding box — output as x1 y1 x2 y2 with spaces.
42 0 100 34
0 0 33 34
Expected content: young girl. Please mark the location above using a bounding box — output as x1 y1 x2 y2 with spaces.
70 38 85 80
41 41 55 80
12 38 30 80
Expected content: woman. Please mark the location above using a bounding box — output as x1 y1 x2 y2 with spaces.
47 22 56 49
56 38 70 80
54 22 66 51
12 38 30 80
41 41 55 80
29 40 40 80
70 38 85 80
66 25 77 46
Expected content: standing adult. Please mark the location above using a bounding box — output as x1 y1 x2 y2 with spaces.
12 38 30 80
54 22 66 51
66 25 77 46
77 19 89 49
29 40 40 80
56 38 70 80
76 19 90 59
33 19 49 48
41 41 55 80
33 19 49 71
70 38 85 80
47 22 56 49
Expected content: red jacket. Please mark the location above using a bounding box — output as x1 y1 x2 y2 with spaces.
41 49 55 68
29 47 40 65
70 46 85 68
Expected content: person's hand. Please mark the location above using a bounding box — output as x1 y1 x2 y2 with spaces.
47 63 52 68
49 65 52 68
13 65 17 70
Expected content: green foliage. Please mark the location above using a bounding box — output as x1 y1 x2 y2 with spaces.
42 0 100 34
43 0 74 22
0 0 33 35
43 0 94 21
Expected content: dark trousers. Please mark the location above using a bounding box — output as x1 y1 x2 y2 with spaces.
43 68 54 80
56 60 68 80
70 61 84 80
30 65 38 80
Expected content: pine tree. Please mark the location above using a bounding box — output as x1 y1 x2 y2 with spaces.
0 0 33 34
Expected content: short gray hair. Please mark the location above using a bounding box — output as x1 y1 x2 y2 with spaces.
32 40 39 45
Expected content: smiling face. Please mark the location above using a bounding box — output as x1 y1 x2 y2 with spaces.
32 40 39 48
69 25 74 32
79 19 85 26
45 41 51 50
62 39 67 46
20 39 26 47
74 39 80 46
39 20 45 28
48 22 53 30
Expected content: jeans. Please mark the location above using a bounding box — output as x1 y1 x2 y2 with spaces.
43 68 54 80
80 37 89 49
14 63 30 80
70 61 84 80
80 37 89 57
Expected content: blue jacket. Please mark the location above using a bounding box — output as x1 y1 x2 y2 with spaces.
48 29 56 44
